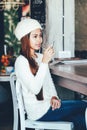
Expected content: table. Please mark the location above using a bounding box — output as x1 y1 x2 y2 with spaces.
0 73 10 82
50 62 87 95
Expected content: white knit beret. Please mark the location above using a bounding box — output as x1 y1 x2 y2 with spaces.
14 18 42 41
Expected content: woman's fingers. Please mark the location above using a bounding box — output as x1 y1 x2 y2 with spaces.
51 99 61 110
42 46 54 63
45 46 54 57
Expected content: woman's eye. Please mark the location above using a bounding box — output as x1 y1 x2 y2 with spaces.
34 35 37 38
33 34 42 39
40 34 42 38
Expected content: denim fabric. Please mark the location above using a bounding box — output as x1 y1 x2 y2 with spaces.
37 100 87 130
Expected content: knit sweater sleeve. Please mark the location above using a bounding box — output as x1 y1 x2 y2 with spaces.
46 67 59 99
15 55 48 95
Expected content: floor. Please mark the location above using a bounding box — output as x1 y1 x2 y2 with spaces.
0 126 13 130
0 100 13 130
0 82 13 130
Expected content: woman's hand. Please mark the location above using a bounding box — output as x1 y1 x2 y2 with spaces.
50 96 61 111
42 45 54 64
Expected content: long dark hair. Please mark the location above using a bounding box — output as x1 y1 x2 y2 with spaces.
20 34 43 100
20 34 38 75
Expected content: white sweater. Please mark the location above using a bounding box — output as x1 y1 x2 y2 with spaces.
15 53 58 120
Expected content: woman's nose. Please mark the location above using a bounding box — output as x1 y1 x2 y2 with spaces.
37 37 42 43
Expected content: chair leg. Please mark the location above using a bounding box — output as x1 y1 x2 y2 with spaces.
13 107 18 130
85 108 87 129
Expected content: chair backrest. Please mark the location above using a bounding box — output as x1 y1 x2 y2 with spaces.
15 76 26 130
10 72 18 130
10 72 26 130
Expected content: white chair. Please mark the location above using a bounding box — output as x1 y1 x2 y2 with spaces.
10 72 74 130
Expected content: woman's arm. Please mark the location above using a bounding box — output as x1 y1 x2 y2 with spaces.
46 67 61 110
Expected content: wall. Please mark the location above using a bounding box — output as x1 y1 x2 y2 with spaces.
75 0 87 51
44 0 75 58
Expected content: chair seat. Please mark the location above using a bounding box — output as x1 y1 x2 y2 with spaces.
25 119 74 129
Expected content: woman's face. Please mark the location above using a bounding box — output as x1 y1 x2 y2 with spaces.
29 28 42 52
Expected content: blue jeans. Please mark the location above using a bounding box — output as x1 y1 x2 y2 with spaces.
37 100 87 130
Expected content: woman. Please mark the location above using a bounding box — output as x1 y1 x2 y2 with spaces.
14 18 87 130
